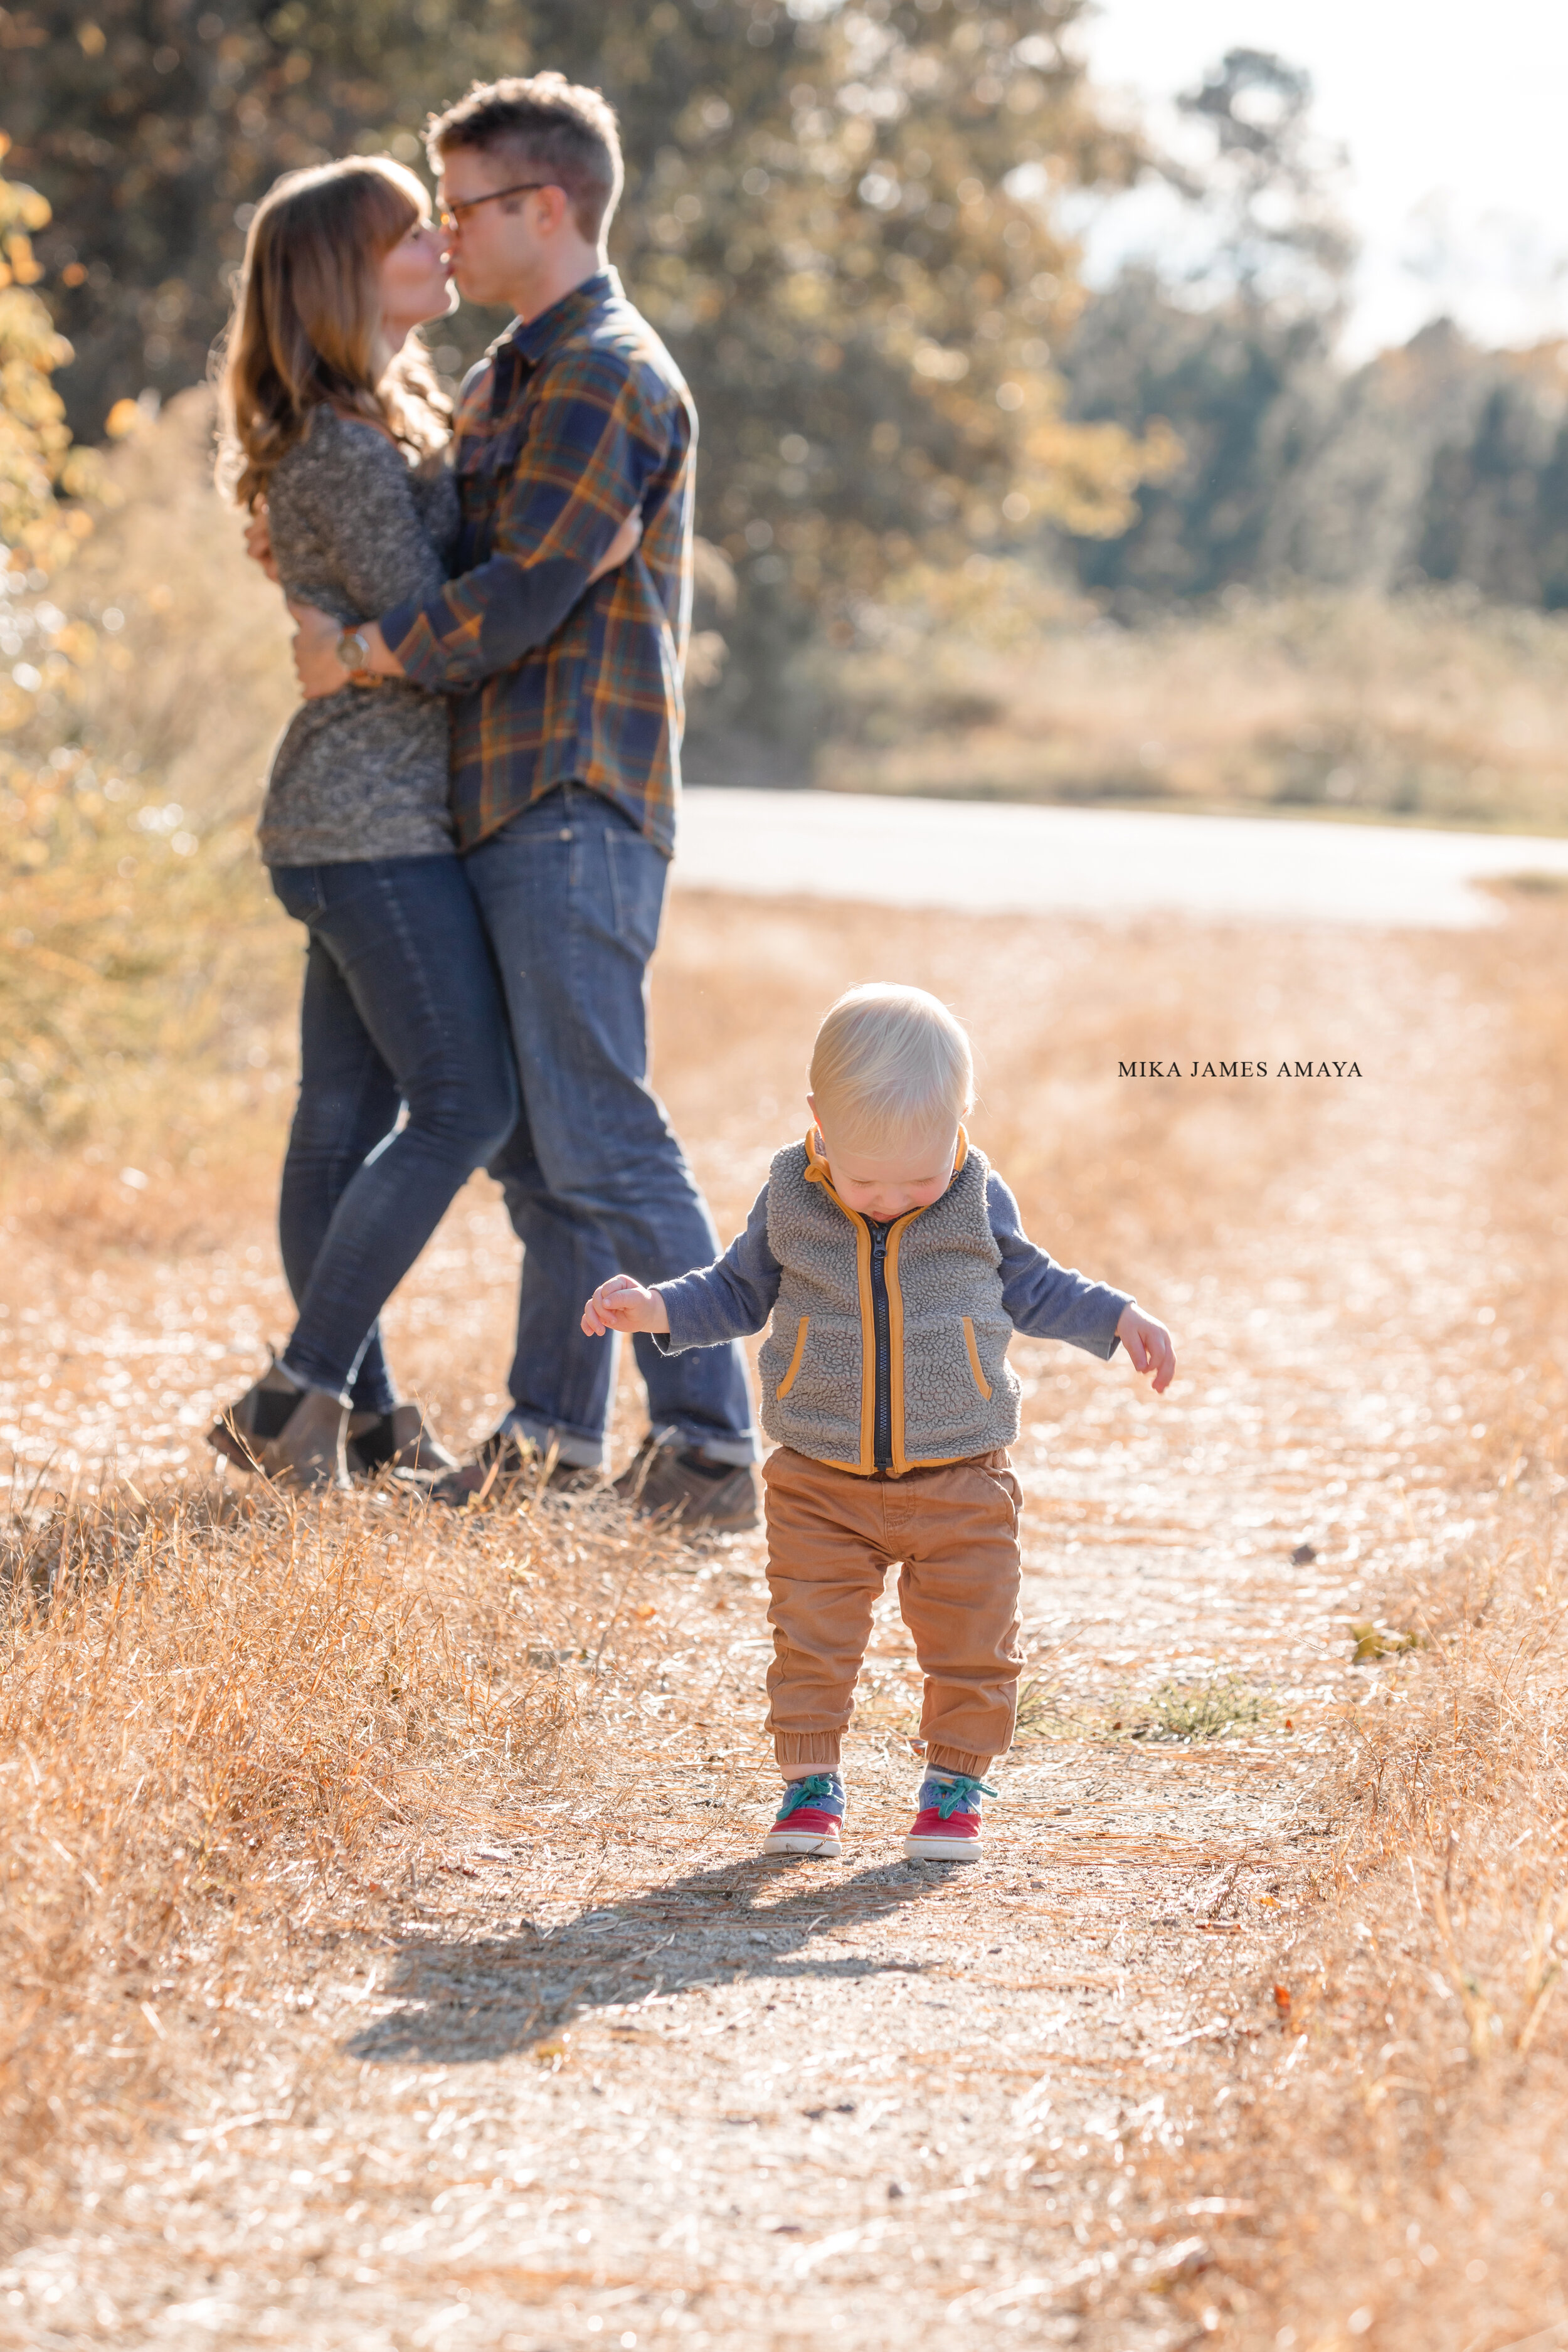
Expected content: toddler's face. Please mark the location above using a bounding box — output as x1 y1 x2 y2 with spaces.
810 1103 959 1222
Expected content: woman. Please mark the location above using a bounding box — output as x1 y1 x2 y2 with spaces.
209 156 631 1489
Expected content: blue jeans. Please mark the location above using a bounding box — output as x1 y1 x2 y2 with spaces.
464 786 756 1468
270 856 519 1409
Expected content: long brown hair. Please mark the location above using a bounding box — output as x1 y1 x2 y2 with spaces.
216 156 450 510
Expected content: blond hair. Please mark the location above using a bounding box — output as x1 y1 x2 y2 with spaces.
809 985 974 1152
216 156 450 511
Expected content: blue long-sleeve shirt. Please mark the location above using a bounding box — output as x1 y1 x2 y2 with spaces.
656 1169 1130 1360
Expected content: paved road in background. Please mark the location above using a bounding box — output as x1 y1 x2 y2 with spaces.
675 787 1568 927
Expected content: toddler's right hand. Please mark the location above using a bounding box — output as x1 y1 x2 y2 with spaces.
581 1274 670 1338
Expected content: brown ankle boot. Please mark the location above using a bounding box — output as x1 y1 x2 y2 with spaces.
208 1358 301 1471
257 1386 349 1492
346 1402 458 1479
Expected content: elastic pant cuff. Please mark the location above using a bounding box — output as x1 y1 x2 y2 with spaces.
926 1744 998 1778
773 1731 845 1774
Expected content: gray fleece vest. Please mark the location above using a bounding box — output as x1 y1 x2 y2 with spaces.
755 1134 1021 1474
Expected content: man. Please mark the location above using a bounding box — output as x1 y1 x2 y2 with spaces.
290 74 758 1529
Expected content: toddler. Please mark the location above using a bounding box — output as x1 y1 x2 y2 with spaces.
581 983 1175 1864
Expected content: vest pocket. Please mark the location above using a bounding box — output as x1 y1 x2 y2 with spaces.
961 1316 992 1400
776 1316 810 1397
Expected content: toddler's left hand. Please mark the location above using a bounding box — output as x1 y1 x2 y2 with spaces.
1116 1303 1176 1394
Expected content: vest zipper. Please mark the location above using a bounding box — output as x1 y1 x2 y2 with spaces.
868 1219 893 1471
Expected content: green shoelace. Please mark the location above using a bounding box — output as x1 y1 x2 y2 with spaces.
777 1774 840 1819
928 1773 999 1820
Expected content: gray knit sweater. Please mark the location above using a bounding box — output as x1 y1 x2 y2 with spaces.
259 409 462 867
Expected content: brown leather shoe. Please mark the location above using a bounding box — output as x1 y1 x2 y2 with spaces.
430 1429 608 1510
612 1435 760 1532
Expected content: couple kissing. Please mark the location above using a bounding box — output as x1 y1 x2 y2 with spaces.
208 71 759 1528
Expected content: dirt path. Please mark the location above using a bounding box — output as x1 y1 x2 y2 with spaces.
2 913 1511 2351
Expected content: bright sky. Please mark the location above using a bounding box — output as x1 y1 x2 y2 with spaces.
1075 0 1568 359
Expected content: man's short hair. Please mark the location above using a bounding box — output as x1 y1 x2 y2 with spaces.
810 985 975 1153
427 73 623 246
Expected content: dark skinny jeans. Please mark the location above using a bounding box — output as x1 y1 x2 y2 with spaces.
269 854 518 1411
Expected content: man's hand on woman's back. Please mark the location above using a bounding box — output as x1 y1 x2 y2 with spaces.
283 508 644 700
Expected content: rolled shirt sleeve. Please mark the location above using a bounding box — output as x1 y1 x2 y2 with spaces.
988 1171 1131 1359
381 347 661 692
653 1184 781 1353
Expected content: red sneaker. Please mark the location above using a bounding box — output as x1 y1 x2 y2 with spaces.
903 1771 997 1863
763 1772 845 1859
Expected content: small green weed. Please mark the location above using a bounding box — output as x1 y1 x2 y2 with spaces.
1348 1620 1424 1662
1131 1673 1274 1742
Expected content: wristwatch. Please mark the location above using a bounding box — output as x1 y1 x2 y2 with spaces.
336 627 374 679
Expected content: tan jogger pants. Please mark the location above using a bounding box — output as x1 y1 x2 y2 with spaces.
761 1443 1024 1779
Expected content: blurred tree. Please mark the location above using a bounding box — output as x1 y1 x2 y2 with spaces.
1054 48 1355 610
1416 370 1565 607
1056 49 1568 620
1059 270 1336 607
1530 411 1568 612
0 131 102 581
1172 47 1354 319
3 1 1175 730
1 0 528 430
0 128 109 761
579 1 1173 726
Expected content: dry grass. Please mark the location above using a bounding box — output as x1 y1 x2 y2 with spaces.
1 1476 692 2237
812 590 1568 835
1108 906 1568 2352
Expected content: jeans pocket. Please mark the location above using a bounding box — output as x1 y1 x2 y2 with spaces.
603 828 668 966
270 864 326 923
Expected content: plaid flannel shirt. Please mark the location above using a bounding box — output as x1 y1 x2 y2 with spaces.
381 268 694 857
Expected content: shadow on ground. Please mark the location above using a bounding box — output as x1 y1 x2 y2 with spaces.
349 1855 950 2065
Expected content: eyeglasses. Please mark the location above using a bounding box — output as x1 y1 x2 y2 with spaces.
437 181 558 233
